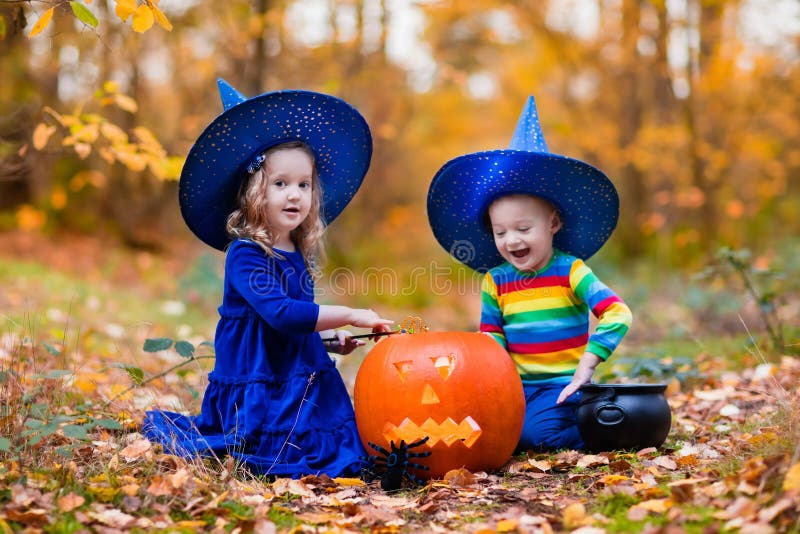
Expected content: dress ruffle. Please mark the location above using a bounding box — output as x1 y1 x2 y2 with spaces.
144 366 366 477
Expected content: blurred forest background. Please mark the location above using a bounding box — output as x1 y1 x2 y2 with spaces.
1 0 798 361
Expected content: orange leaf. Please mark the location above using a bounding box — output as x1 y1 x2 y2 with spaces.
150 3 173 31
57 493 85 512
132 4 154 33
32 123 56 150
146 475 173 496
28 7 55 38
443 467 476 487
16 205 46 231
115 0 136 22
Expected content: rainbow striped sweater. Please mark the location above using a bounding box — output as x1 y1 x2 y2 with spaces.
480 250 632 383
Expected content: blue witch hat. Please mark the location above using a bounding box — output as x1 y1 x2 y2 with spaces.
179 79 373 250
426 96 619 271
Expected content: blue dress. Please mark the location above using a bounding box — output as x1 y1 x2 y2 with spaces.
143 239 367 477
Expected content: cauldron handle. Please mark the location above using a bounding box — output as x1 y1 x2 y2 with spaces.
594 403 626 426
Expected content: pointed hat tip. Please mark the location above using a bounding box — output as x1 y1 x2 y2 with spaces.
216 78 247 111
509 95 548 153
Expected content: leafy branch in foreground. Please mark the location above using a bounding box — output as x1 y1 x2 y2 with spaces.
695 247 791 354
105 337 214 405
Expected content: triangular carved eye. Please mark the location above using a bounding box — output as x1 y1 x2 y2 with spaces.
430 354 455 380
393 360 413 382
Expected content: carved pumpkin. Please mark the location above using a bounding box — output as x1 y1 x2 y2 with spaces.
354 332 525 479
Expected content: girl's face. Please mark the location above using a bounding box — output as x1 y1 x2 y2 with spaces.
263 147 314 249
488 194 562 272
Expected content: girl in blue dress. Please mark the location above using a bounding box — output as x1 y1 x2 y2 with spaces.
144 80 392 477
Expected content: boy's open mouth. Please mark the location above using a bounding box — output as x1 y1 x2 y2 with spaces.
510 249 529 259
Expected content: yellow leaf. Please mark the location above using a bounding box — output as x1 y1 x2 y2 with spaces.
86 485 119 502
132 4 154 33
100 122 129 144
562 502 587 529
114 149 148 171
28 7 55 38
73 122 99 143
50 187 67 210
496 519 519 532
133 126 161 151
113 93 138 113
332 477 365 487
32 123 57 150
103 80 120 93
150 4 173 31
115 0 136 22
784 462 800 492
99 146 116 165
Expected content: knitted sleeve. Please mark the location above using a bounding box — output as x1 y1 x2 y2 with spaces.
479 272 507 348
569 259 632 360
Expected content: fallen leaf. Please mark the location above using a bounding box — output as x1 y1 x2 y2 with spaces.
170 467 191 489
562 502 587 529
496 518 519 532
119 439 152 461
527 459 552 472
444 467 476 487
652 456 678 470
597 474 631 486
88 508 136 528
783 462 800 492
577 454 609 468
333 477 365 487
758 498 794 523
146 475 173 497
57 493 85 512
4 509 48 527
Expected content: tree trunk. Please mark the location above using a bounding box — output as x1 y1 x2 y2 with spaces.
617 0 645 256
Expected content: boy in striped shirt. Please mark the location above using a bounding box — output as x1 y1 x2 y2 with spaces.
481 194 631 451
427 96 632 451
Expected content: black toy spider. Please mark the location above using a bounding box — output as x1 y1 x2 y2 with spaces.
362 436 432 491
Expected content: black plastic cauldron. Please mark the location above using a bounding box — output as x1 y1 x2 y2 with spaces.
576 383 672 452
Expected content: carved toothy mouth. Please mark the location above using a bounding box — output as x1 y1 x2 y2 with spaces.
382 416 482 448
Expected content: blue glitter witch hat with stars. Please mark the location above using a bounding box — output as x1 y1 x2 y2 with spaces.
179 79 373 250
426 96 619 271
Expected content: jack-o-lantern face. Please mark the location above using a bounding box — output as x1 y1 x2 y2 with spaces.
354 332 525 479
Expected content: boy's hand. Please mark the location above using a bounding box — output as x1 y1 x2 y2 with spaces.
557 352 602 404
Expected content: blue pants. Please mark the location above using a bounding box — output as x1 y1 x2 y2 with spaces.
517 383 584 452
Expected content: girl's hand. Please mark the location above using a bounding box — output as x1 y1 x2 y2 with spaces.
325 329 364 355
350 308 394 330
556 352 602 404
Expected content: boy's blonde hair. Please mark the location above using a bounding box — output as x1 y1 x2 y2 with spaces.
226 141 326 276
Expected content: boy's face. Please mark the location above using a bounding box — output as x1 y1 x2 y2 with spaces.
487 194 562 272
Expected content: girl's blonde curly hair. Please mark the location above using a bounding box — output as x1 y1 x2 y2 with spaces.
226 141 326 277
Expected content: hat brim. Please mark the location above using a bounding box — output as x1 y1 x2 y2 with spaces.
180 90 372 250
427 150 619 271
